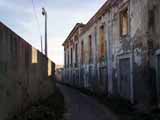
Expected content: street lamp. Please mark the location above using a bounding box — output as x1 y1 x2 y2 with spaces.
42 7 48 56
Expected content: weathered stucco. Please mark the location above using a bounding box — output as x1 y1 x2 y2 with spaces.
63 0 160 108
0 22 55 120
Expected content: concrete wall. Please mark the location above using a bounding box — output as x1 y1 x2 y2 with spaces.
0 22 55 120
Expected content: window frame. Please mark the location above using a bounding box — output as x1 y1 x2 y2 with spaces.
88 34 92 64
99 24 106 63
81 40 84 65
75 43 78 67
119 7 129 38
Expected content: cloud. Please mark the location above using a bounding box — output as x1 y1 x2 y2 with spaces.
0 0 107 65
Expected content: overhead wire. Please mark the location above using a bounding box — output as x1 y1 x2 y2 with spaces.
31 0 42 37
38 0 47 53
31 0 44 52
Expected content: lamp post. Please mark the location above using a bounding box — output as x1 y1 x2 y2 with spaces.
41 36 43 53
42 7 48 56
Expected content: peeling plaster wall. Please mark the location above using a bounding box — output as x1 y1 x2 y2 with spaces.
78 14 108 93
109 0 153 103
110 0 150 102
63 0 160 107
130 0 150 104
148 0 160 106
110 0 160 105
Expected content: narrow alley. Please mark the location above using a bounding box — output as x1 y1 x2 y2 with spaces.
1 0 160 119
57 84 117 120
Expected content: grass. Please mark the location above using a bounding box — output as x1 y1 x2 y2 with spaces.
7 87 66 120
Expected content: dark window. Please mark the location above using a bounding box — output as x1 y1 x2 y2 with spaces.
75 43 78 67
71 48 73 67
68 51 69 68
89 35 92 63
149 8 155 30
74 35 78 41
81 41 84 64
64 52 66 68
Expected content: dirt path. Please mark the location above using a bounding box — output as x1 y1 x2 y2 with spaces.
58 84 118 120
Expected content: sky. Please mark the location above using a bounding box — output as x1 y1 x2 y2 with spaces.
0 0 106 65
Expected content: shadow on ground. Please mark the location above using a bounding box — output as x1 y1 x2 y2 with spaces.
7 87 66 120
59 82 160 120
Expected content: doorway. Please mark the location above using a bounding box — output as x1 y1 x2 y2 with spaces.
157 55 160 100
119 58 131 100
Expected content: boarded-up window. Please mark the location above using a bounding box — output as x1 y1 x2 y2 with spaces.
99 25 106 62
32 48 38 64
120 8 128 37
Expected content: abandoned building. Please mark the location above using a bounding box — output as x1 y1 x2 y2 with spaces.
62 0 160 108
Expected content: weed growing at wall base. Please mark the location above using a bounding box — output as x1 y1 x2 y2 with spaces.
7 87 66 120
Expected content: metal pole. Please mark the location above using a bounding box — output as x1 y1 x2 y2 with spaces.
41 36 43 53
45 11 48 56
42 8 48 56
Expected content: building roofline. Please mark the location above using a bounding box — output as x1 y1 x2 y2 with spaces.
80 0 122 36
80 0 111 36
62 23 85 46
62 0 122 46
